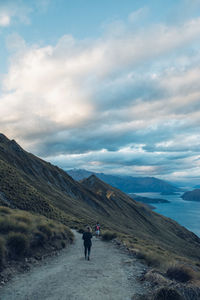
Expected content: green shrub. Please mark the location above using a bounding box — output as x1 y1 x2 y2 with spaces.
102 231 117 241
7 232 29 258
153 287 182 300
166 265 194 283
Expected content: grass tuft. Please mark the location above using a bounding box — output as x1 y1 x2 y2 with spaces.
153 287 182 300
101 230 117 241
166 265 194 283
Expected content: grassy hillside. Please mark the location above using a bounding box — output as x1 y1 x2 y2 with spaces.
0 206 74 269
0 133 200 271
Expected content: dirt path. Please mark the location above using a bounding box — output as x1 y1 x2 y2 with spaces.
0 231 149 300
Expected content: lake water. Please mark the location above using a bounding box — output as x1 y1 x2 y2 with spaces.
135 192 200 237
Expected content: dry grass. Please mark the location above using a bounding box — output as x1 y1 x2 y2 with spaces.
166 265 196 283
153 287 182 300
101 230 117 241
0 206 74 268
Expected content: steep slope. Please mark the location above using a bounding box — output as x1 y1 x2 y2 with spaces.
182 189 200 202
68 168 180 194
0 133 200 267
81 175 200 262
0 134 108 224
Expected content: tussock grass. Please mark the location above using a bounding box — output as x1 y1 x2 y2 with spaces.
166 265 195 283
0 206 74 268
101 230 117 241
153 287 182 300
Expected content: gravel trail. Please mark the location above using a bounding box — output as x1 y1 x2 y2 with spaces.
0 231 149 300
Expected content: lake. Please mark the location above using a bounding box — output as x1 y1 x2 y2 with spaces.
135 192 200 237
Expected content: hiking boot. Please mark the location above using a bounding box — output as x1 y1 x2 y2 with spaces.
88 256 90 261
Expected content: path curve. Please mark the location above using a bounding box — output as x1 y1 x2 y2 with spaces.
0 231 149 300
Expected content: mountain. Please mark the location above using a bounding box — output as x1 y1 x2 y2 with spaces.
67 168 181 195
129 194 170 204
0 133 200 268
182 189 200 202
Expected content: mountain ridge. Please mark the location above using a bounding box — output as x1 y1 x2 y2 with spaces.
68 168 181 195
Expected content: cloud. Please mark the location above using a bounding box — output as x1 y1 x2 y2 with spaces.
0 0 40 28
128 7 149 24
1 13 200 182
0 13 11 27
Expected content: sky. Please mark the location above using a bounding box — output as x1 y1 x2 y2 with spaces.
1 0 200 186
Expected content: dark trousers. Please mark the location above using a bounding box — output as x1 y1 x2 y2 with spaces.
84 244 91 257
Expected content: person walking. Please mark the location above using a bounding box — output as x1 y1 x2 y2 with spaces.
95 221 100 238
82 226 92 261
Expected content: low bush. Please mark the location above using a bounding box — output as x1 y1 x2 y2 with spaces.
7 232 29 258
102 231 117 241
166 265 194 283
153 287 182 300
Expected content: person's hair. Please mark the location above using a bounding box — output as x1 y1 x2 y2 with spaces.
86 226 91 232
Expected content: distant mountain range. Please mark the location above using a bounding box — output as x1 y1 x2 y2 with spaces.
67 168 181 195
0 133 200 268
182 189 200 202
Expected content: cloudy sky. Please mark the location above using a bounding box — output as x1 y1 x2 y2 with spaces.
1 0 200 185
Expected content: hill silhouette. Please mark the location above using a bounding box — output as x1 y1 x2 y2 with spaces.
182 189 200 202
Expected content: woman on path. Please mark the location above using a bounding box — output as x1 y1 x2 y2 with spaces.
82 226 92 261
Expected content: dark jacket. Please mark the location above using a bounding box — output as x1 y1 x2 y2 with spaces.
82 232 92 246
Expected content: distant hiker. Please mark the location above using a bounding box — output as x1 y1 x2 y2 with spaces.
82 226 92 261
95 221 100 237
